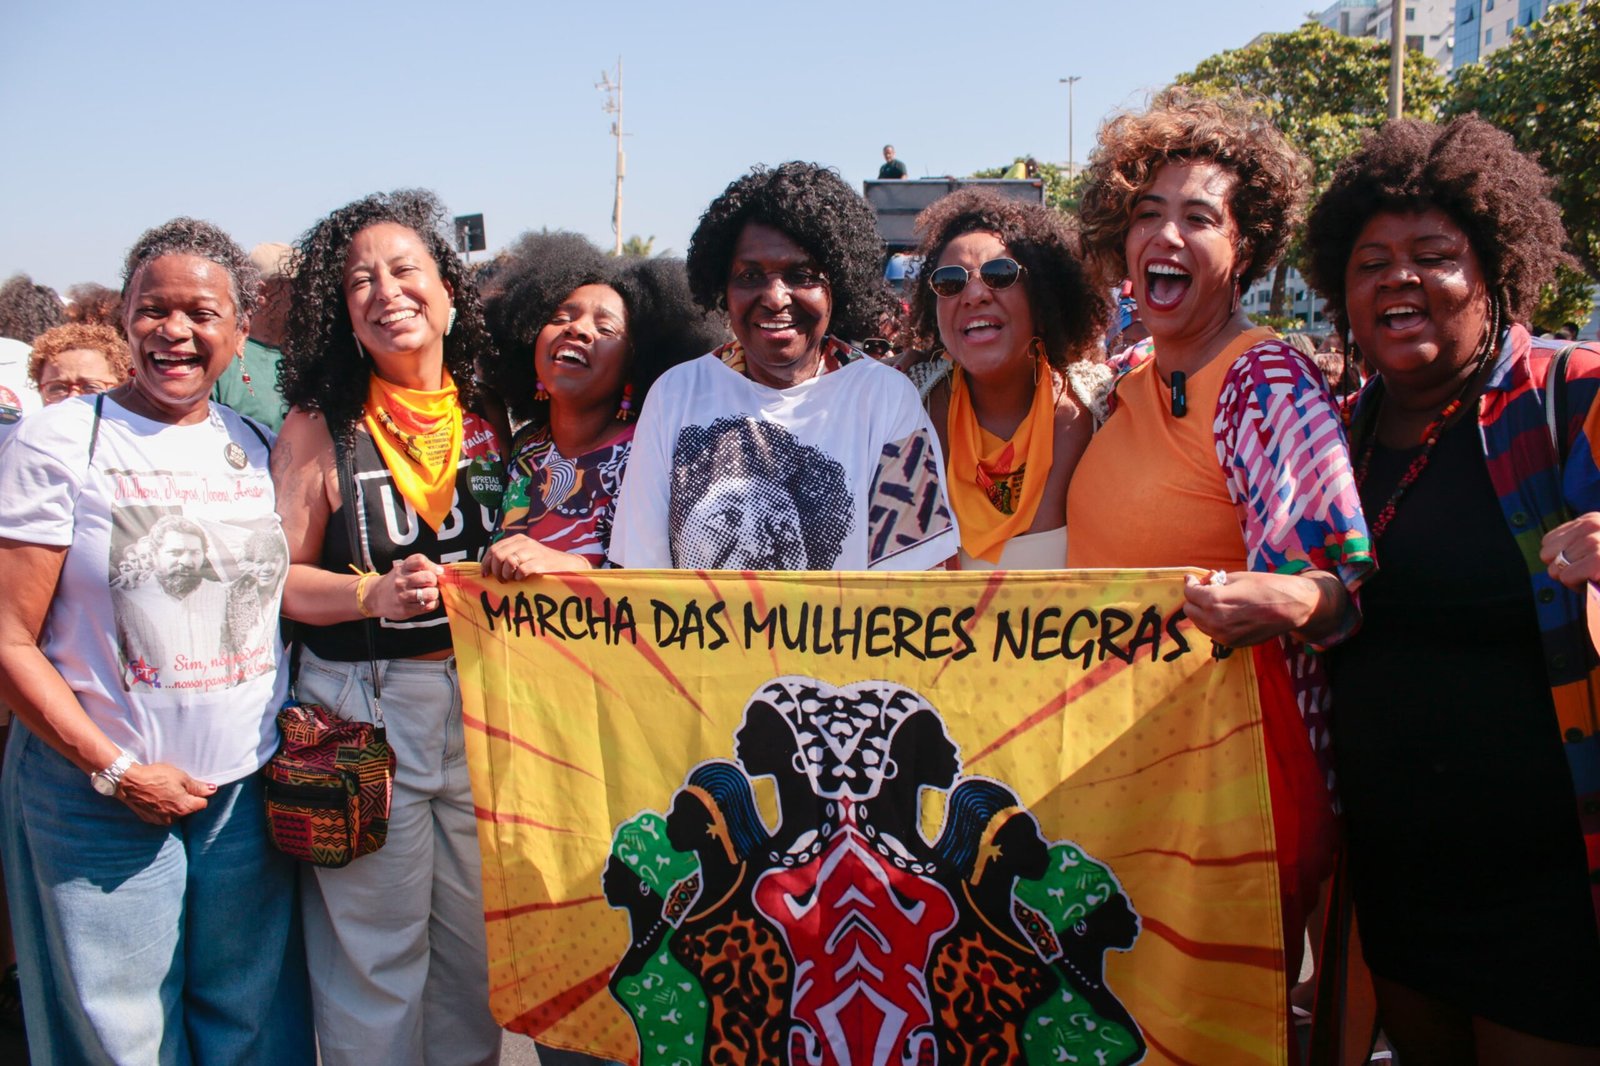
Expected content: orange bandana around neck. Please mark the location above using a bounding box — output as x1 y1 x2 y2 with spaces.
364 369 463 532
946 363 1056 563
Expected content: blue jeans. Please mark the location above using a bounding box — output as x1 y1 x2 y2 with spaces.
0 722 312 1065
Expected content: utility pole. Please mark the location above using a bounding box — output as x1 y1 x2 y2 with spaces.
597 57 626 256
1388 0 1404 119
1059 76 1082 177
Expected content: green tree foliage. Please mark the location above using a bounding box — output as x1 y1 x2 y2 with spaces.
1534 264 1597 335
970 160 1087 214
1450 2 1600 282
1175 20 1450 314
614 234 657 258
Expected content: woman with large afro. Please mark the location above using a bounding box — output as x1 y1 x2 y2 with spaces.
609 161 959 572
1306 116 1600 1060
479 231 723 579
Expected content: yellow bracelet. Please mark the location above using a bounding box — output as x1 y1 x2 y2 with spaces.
354 572 379 618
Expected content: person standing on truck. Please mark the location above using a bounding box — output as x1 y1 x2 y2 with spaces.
879 145 907 180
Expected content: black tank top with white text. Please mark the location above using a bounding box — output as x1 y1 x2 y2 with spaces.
304 413 504 661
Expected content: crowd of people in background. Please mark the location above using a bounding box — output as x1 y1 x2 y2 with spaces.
0 90 1596 1066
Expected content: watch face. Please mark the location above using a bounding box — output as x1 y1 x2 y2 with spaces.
91 774 116 796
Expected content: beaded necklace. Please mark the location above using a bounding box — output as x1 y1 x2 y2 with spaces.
1354 343 1494 541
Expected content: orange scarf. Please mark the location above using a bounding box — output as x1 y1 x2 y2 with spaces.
364 370 463 532
946 364 1056 563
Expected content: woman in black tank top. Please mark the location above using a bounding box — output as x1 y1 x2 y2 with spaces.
273 190 509 1066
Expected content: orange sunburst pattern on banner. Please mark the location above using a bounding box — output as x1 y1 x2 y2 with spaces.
442 565 1286 1066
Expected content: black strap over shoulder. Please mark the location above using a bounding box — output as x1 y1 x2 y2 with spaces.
87 394 105 465
333 430 386 718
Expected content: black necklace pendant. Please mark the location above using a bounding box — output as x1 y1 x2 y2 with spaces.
1170 370 1187 418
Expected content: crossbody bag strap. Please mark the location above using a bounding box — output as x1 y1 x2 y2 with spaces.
333 427 386 734
1547 342 1578 474
87 393 105 466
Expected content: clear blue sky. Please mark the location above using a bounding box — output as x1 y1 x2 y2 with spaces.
0 0 1324 290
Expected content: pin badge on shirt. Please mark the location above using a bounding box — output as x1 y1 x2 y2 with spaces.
224 442 248 469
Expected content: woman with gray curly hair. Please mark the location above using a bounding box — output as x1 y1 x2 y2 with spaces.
0 218 311 1063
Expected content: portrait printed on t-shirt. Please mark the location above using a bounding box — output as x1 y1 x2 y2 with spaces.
110 503 287 694
668 416 852 570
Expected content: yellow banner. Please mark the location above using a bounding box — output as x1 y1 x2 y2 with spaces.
442 566 1286 1065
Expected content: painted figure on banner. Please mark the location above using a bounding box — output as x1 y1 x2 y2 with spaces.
601 676 1146 1066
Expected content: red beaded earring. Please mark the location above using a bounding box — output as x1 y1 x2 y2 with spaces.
238 354 255 397
616 382 636 422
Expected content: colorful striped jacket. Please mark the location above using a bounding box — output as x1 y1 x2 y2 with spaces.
1346 324 1600 927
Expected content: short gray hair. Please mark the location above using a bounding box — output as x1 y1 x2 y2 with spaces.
122 218 261 322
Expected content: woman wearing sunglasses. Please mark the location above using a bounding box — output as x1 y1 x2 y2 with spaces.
610 161 958 573
905 188 1108 569
1067 92 1374 993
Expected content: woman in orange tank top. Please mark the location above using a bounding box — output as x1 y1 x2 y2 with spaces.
1069 91 1375 1008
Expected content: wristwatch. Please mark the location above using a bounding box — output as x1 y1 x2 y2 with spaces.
90 751 135 797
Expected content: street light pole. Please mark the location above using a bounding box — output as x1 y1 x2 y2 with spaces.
597 57 626 256
1059 76 1081 177
1388 0 1404 118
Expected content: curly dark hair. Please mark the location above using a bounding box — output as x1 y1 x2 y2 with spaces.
0 273 65 343
482 231 724 424
669 415 852 569
27 323 132 387
1303 116 1570 334
279 189 491 435
122 218 261 324
909 189 1109 370
686 162 894 343
64 283 124 330
1079 90 1308 290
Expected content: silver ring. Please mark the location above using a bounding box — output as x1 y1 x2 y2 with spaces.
415 588 426 604
1557 549 1573 569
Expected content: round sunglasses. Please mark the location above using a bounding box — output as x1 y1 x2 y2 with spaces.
927 257 1024 298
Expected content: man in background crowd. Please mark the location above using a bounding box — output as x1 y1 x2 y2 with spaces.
879 144 907 179
210 242 292 430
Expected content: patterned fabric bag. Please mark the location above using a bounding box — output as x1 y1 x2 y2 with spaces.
263 429 395 867
264 697 394 867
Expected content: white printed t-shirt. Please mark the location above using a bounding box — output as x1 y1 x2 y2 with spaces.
611 351 958 571
0 394 288 783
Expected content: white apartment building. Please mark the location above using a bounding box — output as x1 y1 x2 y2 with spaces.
1241 267 1330 333
1453 0 1559 66
1320 0 1456 70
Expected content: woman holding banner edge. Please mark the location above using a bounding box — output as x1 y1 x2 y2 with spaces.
273 189 506 1066
1067 91 1375 990
479 232 722 582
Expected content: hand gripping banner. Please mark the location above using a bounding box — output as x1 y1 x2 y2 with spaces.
441 566 1289 1065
